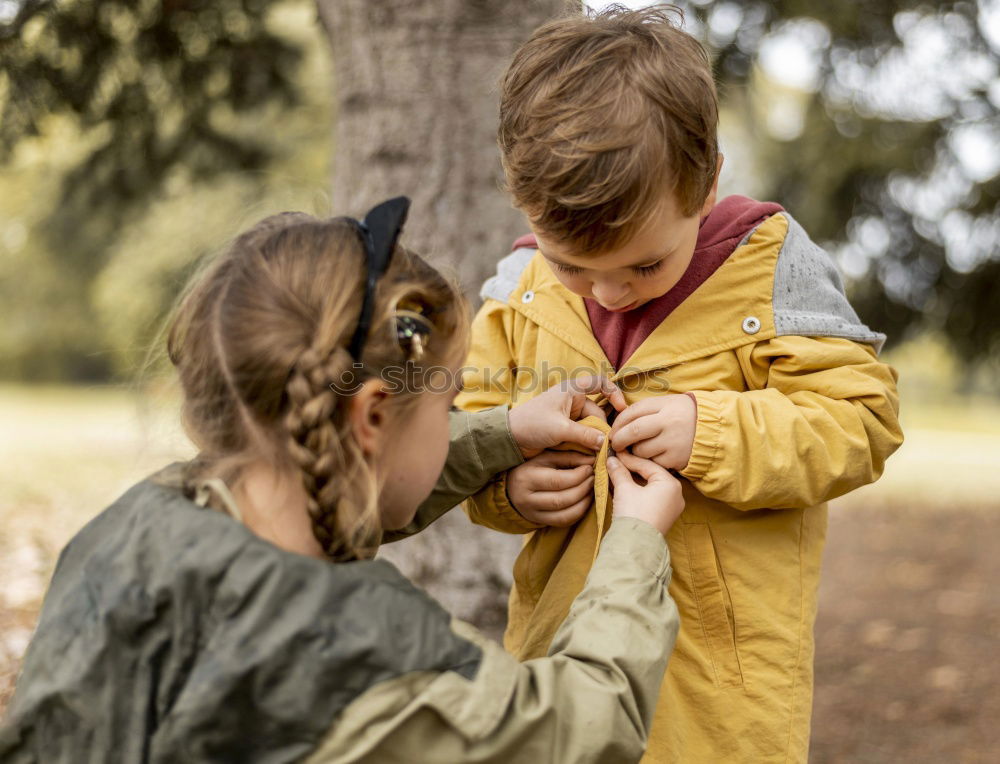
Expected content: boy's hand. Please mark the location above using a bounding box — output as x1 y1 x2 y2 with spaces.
508 375 626 459
609 393 697 471
606 452 684 536
506 451 596 527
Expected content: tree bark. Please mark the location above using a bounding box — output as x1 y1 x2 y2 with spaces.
318 0 567 286
318 0 571 637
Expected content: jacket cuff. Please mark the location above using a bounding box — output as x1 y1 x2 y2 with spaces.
463 471 544 534
598 517 671 582
494 472 545 532
680 390 725 482
466 405 525 475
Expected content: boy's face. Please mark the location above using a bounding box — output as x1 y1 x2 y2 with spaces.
534 181 719 312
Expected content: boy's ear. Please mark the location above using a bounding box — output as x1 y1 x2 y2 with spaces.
348 379 390 457
700 154 725 217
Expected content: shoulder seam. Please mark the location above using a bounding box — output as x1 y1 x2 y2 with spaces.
479 247 536 303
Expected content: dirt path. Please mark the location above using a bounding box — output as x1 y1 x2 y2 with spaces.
810 505 1000 762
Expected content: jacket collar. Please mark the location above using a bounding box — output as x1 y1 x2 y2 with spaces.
506 214 789 381
508 269 613 370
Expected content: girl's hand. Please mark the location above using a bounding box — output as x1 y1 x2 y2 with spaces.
508 375 626 459
606 451 684 536
506 450 595 527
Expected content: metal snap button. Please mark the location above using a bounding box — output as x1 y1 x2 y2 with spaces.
742 316 761 334
521 290 535 304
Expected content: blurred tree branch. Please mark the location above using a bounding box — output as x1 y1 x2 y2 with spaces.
1 0 998 373
0 0 302 215
688 0 1000 360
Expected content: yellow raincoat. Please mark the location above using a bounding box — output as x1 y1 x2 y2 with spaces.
456 211 903 763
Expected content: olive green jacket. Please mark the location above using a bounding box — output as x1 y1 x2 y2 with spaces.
1 406 679 764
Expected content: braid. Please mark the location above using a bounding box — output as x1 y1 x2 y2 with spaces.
285 345 375 560
165 210 468 564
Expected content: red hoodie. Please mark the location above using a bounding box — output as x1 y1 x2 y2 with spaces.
511 196 783 368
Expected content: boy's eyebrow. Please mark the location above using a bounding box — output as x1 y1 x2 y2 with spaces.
541 252 578 267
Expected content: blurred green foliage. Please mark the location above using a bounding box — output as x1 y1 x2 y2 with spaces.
1 0 330 379
694 0 1000 363
1 0 300 211
0 0 998 382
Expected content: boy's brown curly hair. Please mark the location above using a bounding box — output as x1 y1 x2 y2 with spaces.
499 4 719 254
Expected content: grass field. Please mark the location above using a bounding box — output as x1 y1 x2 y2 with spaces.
2 383 998 759
0 384 194 709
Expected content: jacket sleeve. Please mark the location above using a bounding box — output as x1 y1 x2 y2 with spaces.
381 406 524 543
306 517 678 764
681 335 903 510
455 298 543 534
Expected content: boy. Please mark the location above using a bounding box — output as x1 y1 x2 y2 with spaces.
456 6 903 763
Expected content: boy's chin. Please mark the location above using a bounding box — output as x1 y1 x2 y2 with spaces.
599 297 649 313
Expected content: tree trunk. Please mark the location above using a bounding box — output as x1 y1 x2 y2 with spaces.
318 0 571 638
318 0 568 286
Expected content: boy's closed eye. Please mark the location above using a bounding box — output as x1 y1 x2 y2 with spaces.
632 259 665 277
551 258 667 278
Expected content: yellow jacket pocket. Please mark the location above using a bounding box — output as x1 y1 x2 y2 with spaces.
680 521 744 688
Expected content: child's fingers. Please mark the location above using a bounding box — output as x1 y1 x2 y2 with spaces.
609 413 662 451
565 375 626 412
560 420 606 450
608 396 662 437
615 451 674 484
533 450 594 469
599 378 628 412
605 455 636 490
530 475 595 510
532 464 593 491
578 398 607 422
530 495 593 528
601 377 628 412
629 437 667 460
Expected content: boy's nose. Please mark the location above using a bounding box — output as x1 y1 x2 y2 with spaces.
591 281 630 308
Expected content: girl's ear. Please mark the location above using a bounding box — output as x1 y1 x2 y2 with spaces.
348 379 391 457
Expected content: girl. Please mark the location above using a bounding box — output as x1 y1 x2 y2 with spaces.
1 198 684 763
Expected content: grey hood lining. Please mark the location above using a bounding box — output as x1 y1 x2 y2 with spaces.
771 213 885 353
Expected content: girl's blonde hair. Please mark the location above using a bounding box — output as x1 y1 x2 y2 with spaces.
166 212 468 560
